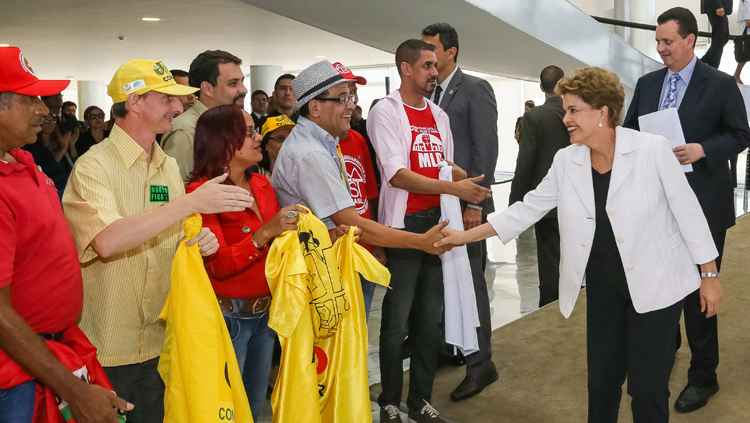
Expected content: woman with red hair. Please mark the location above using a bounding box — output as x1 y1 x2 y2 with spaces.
187 105 302 418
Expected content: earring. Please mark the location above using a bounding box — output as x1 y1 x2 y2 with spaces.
597 121 603 128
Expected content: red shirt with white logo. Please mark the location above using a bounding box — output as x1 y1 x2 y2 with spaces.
404 104 445 214
0 148 83 334
339 129 379 220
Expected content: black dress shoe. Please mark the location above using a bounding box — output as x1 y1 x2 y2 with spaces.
674 383 720 413
450 361 498 401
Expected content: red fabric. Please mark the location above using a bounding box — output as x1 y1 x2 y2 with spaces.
403 104 445 214
339 129 378 220
0 46 70 96
0 325 112 423
0 148 82 334
186 173 280 299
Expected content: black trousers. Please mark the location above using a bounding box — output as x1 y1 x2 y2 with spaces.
703 13 730 68
586 272 682 423
379 210 445 412
683 228 726 387
104 358 164 423
463 213 493 369
534 217 560 308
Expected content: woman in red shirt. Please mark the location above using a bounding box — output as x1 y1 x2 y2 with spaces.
187 105 302 418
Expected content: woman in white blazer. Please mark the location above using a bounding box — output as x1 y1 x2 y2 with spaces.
437 68 722 423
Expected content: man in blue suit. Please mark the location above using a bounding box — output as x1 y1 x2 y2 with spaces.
624 6 750 414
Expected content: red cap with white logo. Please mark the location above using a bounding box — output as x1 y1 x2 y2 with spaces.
0 46 69 96
332 62 367 85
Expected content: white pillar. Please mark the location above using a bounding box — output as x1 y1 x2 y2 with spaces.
76 80 112 119
249 65 283 96
615 0 658 59
243 65 283 111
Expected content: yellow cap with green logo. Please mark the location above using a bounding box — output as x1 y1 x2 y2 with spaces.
261 114 296 137
107 59 198 103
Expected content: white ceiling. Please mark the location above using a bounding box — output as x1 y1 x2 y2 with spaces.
1 0 394 81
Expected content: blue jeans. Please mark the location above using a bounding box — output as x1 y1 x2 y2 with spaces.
361 277 375 318
0 381 35 422
225 312 276 419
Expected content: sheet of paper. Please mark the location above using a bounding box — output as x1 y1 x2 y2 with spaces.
638 108 693 172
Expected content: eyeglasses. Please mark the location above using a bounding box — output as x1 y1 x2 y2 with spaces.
314 93 356 106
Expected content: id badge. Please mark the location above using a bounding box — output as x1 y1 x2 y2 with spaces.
149 185 169 202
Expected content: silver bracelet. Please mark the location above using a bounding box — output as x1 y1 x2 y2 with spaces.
700 271 719 278
466 204 484 211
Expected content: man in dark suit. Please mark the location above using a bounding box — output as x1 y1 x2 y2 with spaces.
701 0 733 68
509 65 569 308
623 7 750 414
422 22 499 402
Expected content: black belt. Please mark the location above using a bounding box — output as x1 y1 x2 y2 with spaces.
217 296 271 317
406 207 441 219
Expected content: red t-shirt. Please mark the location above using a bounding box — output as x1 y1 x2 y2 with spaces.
404 104 445 214
0 148 82 334
339 129 379 220
186 173 280 299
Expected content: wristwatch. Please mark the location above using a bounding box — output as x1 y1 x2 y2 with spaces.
700 271 719 278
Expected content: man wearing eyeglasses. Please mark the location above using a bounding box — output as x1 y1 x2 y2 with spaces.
272 60 452 257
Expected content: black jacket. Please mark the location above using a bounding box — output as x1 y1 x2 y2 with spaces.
701 0 732 15
623 59 749 233
509 96 570 218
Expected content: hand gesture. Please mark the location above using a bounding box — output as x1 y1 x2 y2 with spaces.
434 227 468 248
419 221 452 255
69 384 133 423
700 276 722 318
186 227 219 256
463 207 482 229
673 143 705 165
187 173 253 214
257 205 307 245
452 175 492 204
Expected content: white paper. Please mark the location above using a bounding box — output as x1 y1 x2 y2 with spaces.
638 108 693 172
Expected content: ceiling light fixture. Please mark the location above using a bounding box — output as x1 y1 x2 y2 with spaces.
141 17 161 22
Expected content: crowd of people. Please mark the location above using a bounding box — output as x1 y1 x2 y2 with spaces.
0 6 748 423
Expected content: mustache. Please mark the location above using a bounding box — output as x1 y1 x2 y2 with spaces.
234 93 247 103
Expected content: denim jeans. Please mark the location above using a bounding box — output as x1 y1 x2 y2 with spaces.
378 210 444 412
225 311 276 419
361 277 375 318
0 381 35 422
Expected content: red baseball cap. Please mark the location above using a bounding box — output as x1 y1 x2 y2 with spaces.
332 62 367 85
0 46 69 96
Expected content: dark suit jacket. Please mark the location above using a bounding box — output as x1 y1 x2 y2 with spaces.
623 59 750 234
509 96 570 219
701 0 732 14
438 67 499 212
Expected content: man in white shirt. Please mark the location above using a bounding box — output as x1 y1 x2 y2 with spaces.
368 39 490 423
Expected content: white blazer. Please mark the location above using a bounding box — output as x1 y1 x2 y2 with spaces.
489 127 718 318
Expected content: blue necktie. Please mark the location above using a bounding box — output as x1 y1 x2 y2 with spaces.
661 73 681 109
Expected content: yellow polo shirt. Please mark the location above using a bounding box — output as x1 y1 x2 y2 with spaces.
62 124 185 367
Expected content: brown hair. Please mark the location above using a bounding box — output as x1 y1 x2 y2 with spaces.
555 67 624 128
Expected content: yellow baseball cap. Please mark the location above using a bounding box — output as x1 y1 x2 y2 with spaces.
261 114 296 137
107 59 198 103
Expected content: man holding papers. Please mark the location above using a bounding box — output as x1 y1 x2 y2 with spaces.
623 7 750 414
